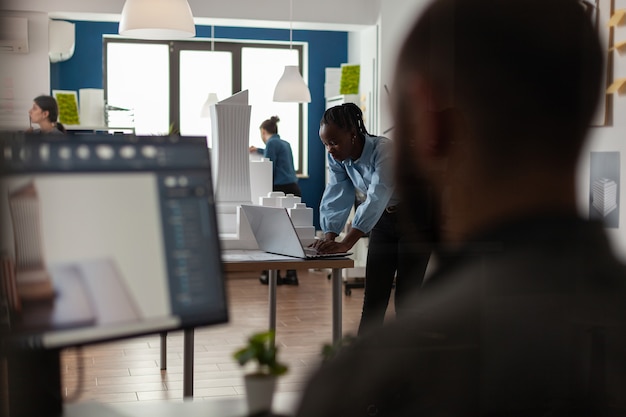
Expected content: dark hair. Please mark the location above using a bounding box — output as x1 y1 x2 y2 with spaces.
394 0 602 168
34 95 66 133
260 116 280 135
320 103 370 139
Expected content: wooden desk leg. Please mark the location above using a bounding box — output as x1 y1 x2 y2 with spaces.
331 268 343 343
268 269 278 338
160 332 167 370
183 328 194 399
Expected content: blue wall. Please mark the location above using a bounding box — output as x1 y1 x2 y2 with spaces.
50 22 348 229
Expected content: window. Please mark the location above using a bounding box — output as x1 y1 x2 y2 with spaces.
106 42 170 134
242 47 302 171
104 37 307 173
179 50 232 147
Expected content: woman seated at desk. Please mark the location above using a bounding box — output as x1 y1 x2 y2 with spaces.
27 95 66 135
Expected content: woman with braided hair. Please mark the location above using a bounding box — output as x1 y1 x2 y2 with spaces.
311 103 432 335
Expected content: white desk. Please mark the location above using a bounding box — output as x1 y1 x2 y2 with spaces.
64 125 134 133
161 250 354 399
221 250 354 342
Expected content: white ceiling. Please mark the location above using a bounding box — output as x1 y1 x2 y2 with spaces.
2 0 381 31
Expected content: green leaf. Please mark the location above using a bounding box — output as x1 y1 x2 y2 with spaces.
232 330 288 376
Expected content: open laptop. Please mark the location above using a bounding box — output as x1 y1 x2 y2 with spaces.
240 204 352 259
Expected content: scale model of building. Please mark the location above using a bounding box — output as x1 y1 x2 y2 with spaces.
592 177 618 217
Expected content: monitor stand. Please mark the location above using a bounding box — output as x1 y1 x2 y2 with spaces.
6 348 63 417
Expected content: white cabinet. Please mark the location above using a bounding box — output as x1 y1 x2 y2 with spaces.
325 94 359 109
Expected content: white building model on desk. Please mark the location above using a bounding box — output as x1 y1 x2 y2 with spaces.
592 177 618 217
209 91 317 249
225 191 316 250
210 90 253 235
258 193 316 246
210 92 362 281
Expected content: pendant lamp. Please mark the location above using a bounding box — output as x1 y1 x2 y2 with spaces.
200 93 219 118
273 66 311 102
201 27 220 117
119 0 196 40
273 0 311 103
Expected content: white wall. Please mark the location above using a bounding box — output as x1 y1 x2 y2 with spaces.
348 25 379 135
1 0 379 31
348 0 430 136
579 0 626 261
377 0 430 134
0 11 50 130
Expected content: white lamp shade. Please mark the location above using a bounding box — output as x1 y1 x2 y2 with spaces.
200 93 219 118
119 0 196 40
273 66 311 103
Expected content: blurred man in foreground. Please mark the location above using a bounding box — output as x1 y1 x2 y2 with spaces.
296 0 626 415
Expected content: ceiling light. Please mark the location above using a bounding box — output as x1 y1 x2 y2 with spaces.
273 66 311 102
200 93 219 118
273 0 311 103
119 0 196 40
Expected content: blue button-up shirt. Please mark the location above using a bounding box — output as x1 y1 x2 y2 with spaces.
256 134 299 186
320 134 399 235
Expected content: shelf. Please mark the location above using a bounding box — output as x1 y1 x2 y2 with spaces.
64 125 134 132
611 40 626 53
606 78 626 95
608 9 625 27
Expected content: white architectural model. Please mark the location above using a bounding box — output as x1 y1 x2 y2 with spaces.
249 158 272 206
223 191 317 250
288 202 316 246
209 91 318 249
592 177 618 217
210 90 253 234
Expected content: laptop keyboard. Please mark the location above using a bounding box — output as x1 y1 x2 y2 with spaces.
303 247 349 258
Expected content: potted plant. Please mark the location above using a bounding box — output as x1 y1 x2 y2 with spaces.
233 330 288 415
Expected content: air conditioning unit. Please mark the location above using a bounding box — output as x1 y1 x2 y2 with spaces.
49 20 75 63
0 16 29 54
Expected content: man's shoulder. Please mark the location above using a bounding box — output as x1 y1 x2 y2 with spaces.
296 304 479 417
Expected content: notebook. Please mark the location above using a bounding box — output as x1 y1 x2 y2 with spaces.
240 204 352 259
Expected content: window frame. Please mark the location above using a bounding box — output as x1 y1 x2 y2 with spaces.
103 36 307 175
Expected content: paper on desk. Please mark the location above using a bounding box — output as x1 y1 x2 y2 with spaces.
222 250 297 262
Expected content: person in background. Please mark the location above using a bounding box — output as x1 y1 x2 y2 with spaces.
250 115 301 285
311 103 433 336
295 0 626 415
27 95 66 135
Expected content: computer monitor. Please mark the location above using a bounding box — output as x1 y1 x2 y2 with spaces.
0 133 228 415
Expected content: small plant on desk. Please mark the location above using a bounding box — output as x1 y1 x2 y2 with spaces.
233 330 288 376
233 330 288 414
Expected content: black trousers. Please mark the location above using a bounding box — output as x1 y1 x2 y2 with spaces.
357 208 432 335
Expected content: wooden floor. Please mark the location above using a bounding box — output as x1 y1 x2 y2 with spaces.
61 269 385 406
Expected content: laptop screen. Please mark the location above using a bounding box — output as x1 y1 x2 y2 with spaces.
0 133 228 349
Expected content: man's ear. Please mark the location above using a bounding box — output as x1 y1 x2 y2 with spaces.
411 78 450 158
